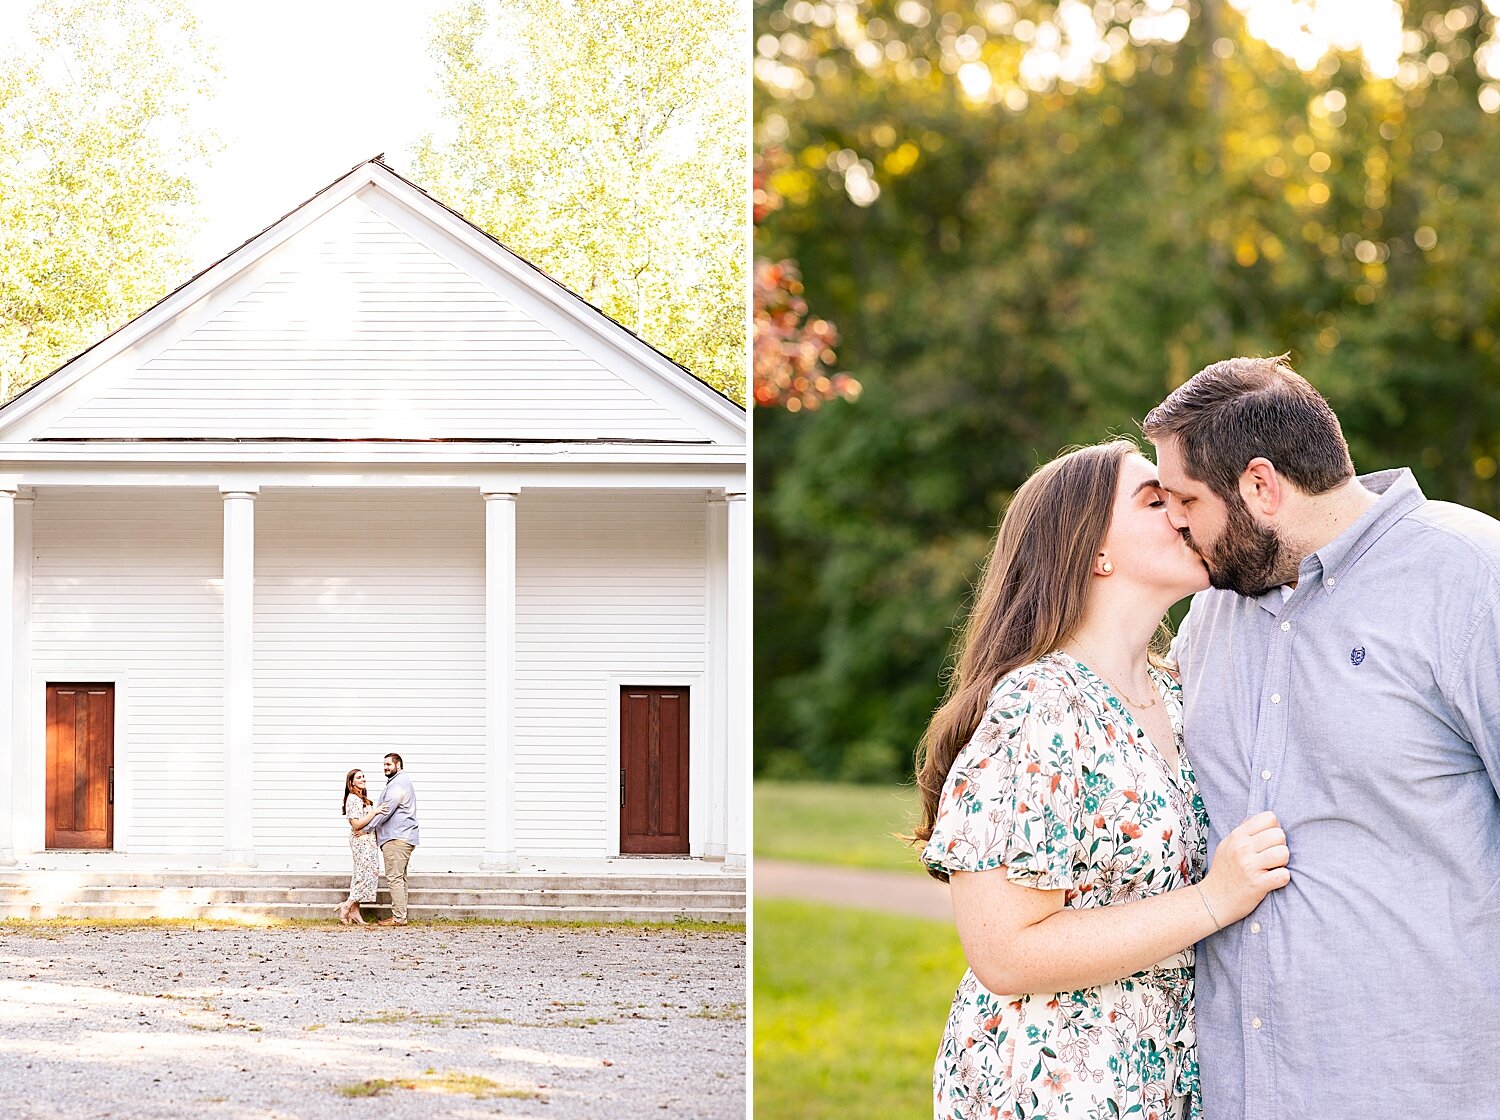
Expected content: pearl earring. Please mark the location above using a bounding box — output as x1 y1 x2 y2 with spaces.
1101 560 1113 574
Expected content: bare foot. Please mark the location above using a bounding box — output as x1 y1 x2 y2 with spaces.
335 902 352 926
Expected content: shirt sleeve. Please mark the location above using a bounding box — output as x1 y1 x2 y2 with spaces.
367 792 394 824
921 677 1086 889
1442 591 1500 795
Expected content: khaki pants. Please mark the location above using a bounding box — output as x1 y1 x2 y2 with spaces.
381 839 415 921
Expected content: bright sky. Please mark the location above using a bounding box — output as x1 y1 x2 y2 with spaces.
187 1 454 270
2 0 452 272
1231 0 1403 79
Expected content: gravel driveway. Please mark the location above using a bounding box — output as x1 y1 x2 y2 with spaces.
0 923 745 1119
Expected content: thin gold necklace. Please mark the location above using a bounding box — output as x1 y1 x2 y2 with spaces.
1067 642 1158 710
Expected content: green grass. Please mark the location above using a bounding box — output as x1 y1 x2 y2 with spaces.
753 898 965 1120
339 1009 627 1029
336 1080 392 1098
690 1002 746 1020
754 781 924 872
336 1071 541 1100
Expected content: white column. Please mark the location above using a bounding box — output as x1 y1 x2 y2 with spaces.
12 493 33 858
704 495 729 859
221 486 258 866
0 485 15 866
724 491 747 872
482 489 519 870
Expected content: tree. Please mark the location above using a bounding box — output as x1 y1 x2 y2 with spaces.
414 0 748 402
0 0 218 398
753 147 860 410
755 0 1500 781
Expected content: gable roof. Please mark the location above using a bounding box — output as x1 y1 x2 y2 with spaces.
0 156 744 448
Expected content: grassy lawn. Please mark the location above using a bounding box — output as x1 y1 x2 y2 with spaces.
754 898 963 1120
754 780 923 872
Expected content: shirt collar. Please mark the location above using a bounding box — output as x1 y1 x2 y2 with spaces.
1307 467 1423 579
1253 467 1423 613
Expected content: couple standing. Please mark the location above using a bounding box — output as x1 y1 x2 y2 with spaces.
918 355 1500 1119
339 752 420 927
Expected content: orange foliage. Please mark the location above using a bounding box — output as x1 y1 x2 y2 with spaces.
753 149 860 411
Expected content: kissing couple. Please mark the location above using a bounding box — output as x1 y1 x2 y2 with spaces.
917 354 1500 1119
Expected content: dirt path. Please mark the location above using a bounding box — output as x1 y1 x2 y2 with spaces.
754 859 952 921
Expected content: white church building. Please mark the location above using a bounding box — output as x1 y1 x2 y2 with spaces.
0 157 747 875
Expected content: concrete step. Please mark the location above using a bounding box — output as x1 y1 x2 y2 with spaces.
0 868 745 923
0 886 746 909
0 902 741 923
0 871 743 892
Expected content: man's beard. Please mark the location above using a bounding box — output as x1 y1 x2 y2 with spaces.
1190 497 1298 597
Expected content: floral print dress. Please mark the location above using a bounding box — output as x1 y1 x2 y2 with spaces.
922 652 1210 1120
344 793 380 904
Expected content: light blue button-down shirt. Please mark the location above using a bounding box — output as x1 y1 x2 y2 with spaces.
372 771 420 847
1175 468 1500 1119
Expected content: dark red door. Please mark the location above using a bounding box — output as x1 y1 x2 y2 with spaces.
46 683 114 850
620 687 689 854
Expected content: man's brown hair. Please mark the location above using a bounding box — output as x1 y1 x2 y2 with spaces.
385 753 404 769
1142 354 1354 501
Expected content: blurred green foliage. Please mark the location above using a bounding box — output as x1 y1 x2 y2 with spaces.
755 0 1500 781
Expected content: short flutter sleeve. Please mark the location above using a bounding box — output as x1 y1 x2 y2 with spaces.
921 669 1087 889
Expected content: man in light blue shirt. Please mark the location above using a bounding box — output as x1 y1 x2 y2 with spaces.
1145 355 1500 1119
369 752 420 926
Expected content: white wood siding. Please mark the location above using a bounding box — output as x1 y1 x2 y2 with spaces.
27 487 711 864
31 489 225 854
39 199 710 443
514 491 707 856
253 490 486 867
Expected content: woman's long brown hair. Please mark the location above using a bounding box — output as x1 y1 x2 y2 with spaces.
913 440 1143 879
342 768 371 813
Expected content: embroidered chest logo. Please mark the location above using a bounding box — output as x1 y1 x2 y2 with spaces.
1350 646 1366 666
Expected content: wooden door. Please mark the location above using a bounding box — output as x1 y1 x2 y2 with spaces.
46 683 115 850
620 686 689 854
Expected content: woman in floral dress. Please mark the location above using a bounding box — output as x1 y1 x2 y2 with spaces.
337 768 385 926
914 441 1292 1120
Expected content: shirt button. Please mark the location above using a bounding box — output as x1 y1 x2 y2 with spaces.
1261 769 1272 780
1271 694 1281 704
1326 577 1337 588
1251 1017 1263 1029
1280 621 1291 632
1250 922 1262 933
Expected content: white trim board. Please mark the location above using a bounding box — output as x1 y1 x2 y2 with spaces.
0 468 743 492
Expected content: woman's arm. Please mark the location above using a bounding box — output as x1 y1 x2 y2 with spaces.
348 803 390 832
951 811 1290 995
